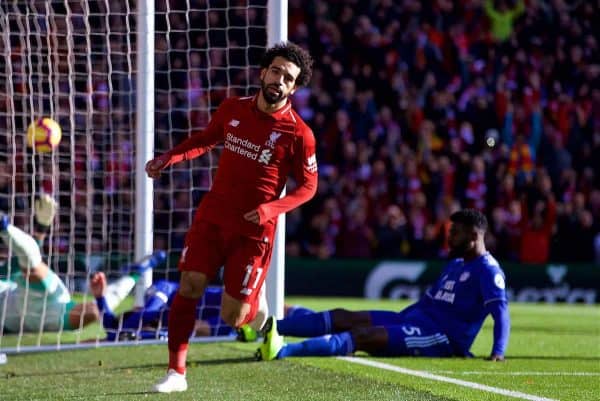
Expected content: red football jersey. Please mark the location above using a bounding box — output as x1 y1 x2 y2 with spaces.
162 95 318 239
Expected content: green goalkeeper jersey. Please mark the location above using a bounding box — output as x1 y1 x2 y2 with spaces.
0 257 74 332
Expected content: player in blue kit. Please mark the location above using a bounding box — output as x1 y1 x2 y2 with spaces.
91 270 236 341
91 267 273 341
256 209 510 361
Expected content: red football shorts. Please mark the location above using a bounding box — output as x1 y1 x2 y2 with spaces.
178 219 274 307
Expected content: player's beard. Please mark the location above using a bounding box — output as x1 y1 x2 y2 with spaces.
448 241 469 259
260 79 286 104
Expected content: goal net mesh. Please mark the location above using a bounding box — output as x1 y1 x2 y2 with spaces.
0 0 267 351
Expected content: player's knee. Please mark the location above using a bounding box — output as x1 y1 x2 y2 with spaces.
69 302 100 329
220 302 252 328
349 327 369 343
178 271 207 298
83 304 100 326
248 293 268 331
350 326 388 353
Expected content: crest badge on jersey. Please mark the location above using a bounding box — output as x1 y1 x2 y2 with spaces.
494 273 505 289
228 119 240 127
265 131 282 148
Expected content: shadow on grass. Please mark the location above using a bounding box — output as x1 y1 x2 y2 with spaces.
0 356 257 379
58 391 154 399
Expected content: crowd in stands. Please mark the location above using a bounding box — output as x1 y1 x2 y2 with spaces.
0 0 597 265
281 0 598 263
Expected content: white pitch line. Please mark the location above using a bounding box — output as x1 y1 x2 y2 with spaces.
338 357 560 401
434 371 600 376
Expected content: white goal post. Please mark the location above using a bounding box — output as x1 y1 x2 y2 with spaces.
0 0 287 353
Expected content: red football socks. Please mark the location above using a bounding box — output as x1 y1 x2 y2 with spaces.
167 293 198 374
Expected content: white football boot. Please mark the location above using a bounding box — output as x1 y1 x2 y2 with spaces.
152 369 188 393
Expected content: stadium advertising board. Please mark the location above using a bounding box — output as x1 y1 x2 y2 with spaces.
285 258 600 304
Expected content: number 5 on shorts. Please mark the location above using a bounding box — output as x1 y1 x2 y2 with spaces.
402 325 422 336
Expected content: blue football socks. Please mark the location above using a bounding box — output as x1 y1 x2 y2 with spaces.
278 332 355 358
285 305 315 318
277 311 333 337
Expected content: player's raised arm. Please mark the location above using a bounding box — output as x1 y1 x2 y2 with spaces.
145 99 232 179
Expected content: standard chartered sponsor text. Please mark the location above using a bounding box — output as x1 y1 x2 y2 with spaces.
225 133 261 160
226 133 261 151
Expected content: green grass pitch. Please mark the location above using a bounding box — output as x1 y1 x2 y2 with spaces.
0 298 598 401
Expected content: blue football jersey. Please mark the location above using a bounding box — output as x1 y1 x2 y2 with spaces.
416 252 507 355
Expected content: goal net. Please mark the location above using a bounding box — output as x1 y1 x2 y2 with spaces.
0 0 269 352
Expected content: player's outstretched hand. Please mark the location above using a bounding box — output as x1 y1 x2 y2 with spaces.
145 155 169 179
89 272 107 298
486 354 505 362
34 194 57 227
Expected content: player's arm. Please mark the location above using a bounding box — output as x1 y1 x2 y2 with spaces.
480 265 510 361
145 99 231 178
484 299 510 361
246 128 318 224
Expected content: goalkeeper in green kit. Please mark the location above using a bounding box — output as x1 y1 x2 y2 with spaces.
0 195 136 332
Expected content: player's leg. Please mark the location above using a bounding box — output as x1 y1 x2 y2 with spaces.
256 315 357 360
333 309 451 357
103 250 167 311
193 286 229 337
0 214 49 281
67 301 100 329
0 280 17 331
274 308 373 337
220 234 273 329
153 221 223 393
259 319 452 360
236 286 268 342
168 271 208 364
248 284 268 331
153 270 208 393
284 304 315 318
372 323 453 357
257 308 429 360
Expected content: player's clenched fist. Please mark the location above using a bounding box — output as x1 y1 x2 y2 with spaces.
145 155 169 179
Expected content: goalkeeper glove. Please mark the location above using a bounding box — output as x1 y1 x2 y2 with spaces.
34 194 57 229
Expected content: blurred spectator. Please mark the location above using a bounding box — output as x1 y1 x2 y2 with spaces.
484 0 525 43
518 171 556 264
279 0 597 263
375 205 409 258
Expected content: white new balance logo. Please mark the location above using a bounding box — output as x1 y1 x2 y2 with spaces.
228 119 240 127
258 149 272 164
306 154 317 173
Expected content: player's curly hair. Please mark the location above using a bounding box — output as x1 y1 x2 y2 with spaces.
260 42 313 87
450 209 488 232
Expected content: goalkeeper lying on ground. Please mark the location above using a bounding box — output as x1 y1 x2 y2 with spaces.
0 195 146 332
